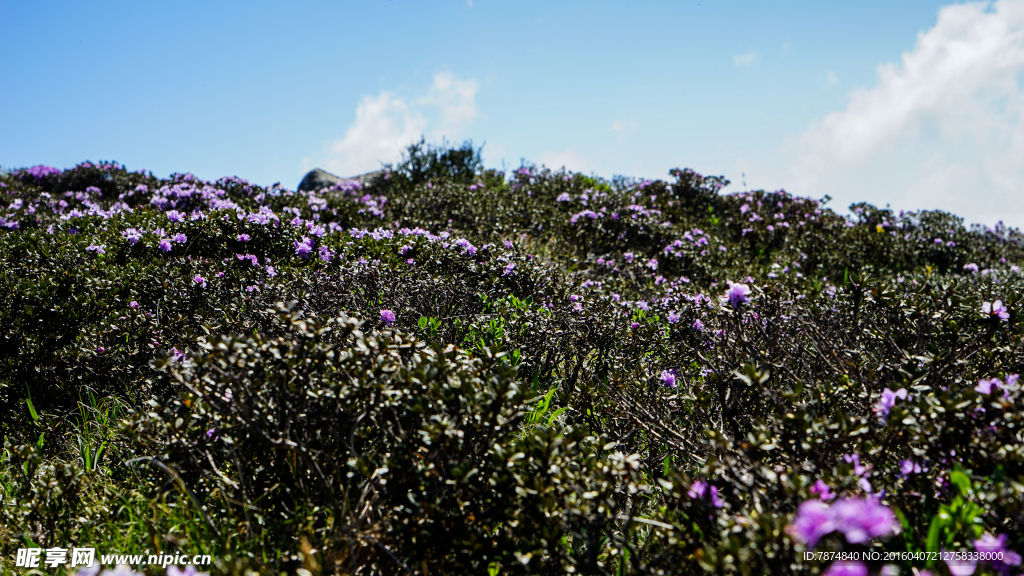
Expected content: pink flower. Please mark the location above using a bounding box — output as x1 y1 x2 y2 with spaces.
982 300 1009 321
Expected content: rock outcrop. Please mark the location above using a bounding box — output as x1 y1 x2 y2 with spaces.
297 168 385 192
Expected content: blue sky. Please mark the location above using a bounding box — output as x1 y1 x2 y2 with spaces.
3 0 1024 228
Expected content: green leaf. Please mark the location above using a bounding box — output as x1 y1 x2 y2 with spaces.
949 469 972 496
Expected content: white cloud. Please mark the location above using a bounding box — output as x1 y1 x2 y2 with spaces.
536 147 593 174
611 118 637 137
419 71 479 138
824 71 839 87
733 51 760 67
784 0 1024 227
302 72 478 177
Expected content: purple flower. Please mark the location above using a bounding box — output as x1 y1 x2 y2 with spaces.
975 377 1004 396
266 266 276 277
237 233 251 242
504 240 513 249
194 275 207 288
830 498 897 544
899 460 922 476
646 258 659 270
1007 374 1020 389
86 244 106 254
129 301 139 308
873 387 907 419
380 309 396 326
810 480 835 501
790 497 896 548
24 165 61 178
319 245 334 262
687 480 723 508
158 238 173 252
789 500 835 547
667 312 681 324
624 252 634 263
630 322 640 330
822 561 867 576
982 300 1009 320
693 319 704 332
173 233 187 244
660 370 677 387
723 281 751 308
166 210 184 223
503 262 516 276
294 236 313 258
964 263 979 273
123 228 142 245
974 533 1022 575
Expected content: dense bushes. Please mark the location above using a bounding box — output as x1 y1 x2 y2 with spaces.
1 145 1023 575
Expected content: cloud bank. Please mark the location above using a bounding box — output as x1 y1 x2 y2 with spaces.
303 72 478 177
786 0 1024 227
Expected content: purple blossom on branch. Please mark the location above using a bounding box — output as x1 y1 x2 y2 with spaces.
810 480 835 500
687 480 723 508
873 388 907 420
380 309 396 326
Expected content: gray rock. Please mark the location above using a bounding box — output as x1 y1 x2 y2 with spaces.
297 168 385 192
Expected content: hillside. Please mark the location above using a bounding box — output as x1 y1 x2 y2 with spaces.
1 141 1022 576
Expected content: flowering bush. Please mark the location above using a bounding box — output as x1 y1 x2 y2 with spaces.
0 145 1022 575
